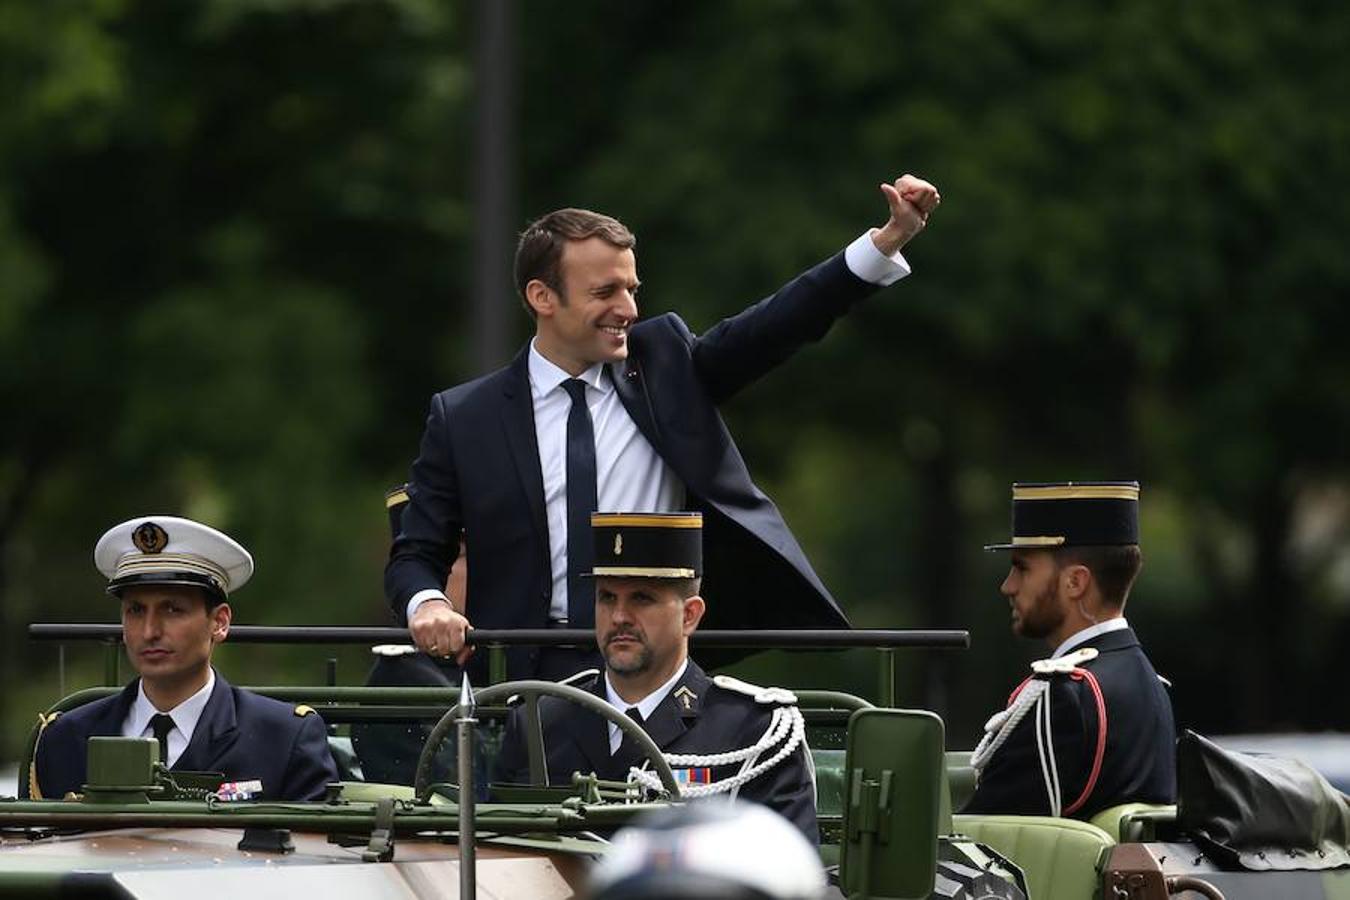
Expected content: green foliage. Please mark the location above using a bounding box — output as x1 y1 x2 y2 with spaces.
2 0 1349 756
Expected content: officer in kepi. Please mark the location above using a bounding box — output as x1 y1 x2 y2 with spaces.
963 482 1176 818
493 512 819 842
32 516 339 800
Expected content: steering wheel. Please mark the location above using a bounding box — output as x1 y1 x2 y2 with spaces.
414 679 681 799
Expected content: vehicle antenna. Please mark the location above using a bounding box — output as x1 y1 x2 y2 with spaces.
457 671 477 897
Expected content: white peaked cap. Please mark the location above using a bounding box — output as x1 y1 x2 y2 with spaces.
94 515 254 600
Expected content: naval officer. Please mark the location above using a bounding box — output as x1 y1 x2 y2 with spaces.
33 516 338 800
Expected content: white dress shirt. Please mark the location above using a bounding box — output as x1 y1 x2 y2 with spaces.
122 668 216 768
604 658 690 755
528 347 687 620
1051 617 1130 658
408 230 910 621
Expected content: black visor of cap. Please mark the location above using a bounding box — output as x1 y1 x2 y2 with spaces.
107 571 227 603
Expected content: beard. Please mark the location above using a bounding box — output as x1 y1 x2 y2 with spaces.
1012 580 1065 641
602 630 652 675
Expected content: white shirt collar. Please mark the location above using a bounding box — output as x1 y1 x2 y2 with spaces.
527 339 611 398
126 668 216 748
1052 617 1129 658
605 657 689 719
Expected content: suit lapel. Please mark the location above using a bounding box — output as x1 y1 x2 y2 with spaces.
95 681 141 736
173 671 238 773
642 661 707 750
501 347 548 552
561 676 618 778
608 661 707 777
610 359 663 451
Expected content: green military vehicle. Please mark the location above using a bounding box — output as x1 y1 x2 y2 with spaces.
2 625 1347 899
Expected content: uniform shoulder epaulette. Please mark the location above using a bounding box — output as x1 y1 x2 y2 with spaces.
1029 646 1098 676
29 711 62 800
710 674 797 706
507 668 600 705
371 643 418 657
294 704 317 717
559 668 601 688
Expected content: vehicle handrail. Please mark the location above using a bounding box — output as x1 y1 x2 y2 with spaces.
29 624 970 649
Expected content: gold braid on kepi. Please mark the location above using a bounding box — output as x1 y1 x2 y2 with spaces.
985 481 1140 551
586 512 703 579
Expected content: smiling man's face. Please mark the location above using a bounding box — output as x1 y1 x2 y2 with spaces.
533 237 640 376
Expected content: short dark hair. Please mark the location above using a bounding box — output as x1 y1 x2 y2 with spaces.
669 577 702 600
514 208 635 316
1052 545 1143 607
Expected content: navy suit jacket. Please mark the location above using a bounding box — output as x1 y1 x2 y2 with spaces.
493 661 818 842
34 671 338 801
962 626 1177 818
386 252 878 679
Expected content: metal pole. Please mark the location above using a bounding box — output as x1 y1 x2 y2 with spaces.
488 644 507 684
457 672 477 898
471 0 516 374
102 639 120 686
876 647 895 707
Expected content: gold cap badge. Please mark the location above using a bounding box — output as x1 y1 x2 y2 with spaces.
132 522 169 554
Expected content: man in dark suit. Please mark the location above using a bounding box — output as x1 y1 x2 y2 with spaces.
963 482 1176 818
33 516 338 801
387 174 941 680
493 513 819 842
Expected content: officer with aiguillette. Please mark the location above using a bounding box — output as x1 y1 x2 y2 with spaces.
494 512 819 842
964 482 1176 817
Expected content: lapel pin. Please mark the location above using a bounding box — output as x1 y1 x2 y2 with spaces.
674 685 696 711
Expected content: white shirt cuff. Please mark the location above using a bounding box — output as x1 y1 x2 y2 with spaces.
844 230 911 286
407 589 449 624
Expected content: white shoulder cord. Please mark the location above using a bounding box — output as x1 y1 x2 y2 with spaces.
1035 684 1062 816
969 647 1098 816
627 704 807 799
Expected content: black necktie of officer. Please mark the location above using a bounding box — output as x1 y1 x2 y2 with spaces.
615 706 646 765
562 378 598 627
150 713 175 765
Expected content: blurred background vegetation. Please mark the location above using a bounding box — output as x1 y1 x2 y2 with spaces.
2 0 1348 760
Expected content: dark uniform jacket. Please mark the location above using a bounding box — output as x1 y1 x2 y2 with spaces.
493 661 819 842
34 671 338 801
385 252 880 681
963 626 1176 818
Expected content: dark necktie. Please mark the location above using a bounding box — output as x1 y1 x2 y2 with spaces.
615 706 647 764
562 378 598 627
149 713 175 765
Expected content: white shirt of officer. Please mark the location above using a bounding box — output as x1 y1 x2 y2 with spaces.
604 659 690 755
406 232 911 622
122 668 215 768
